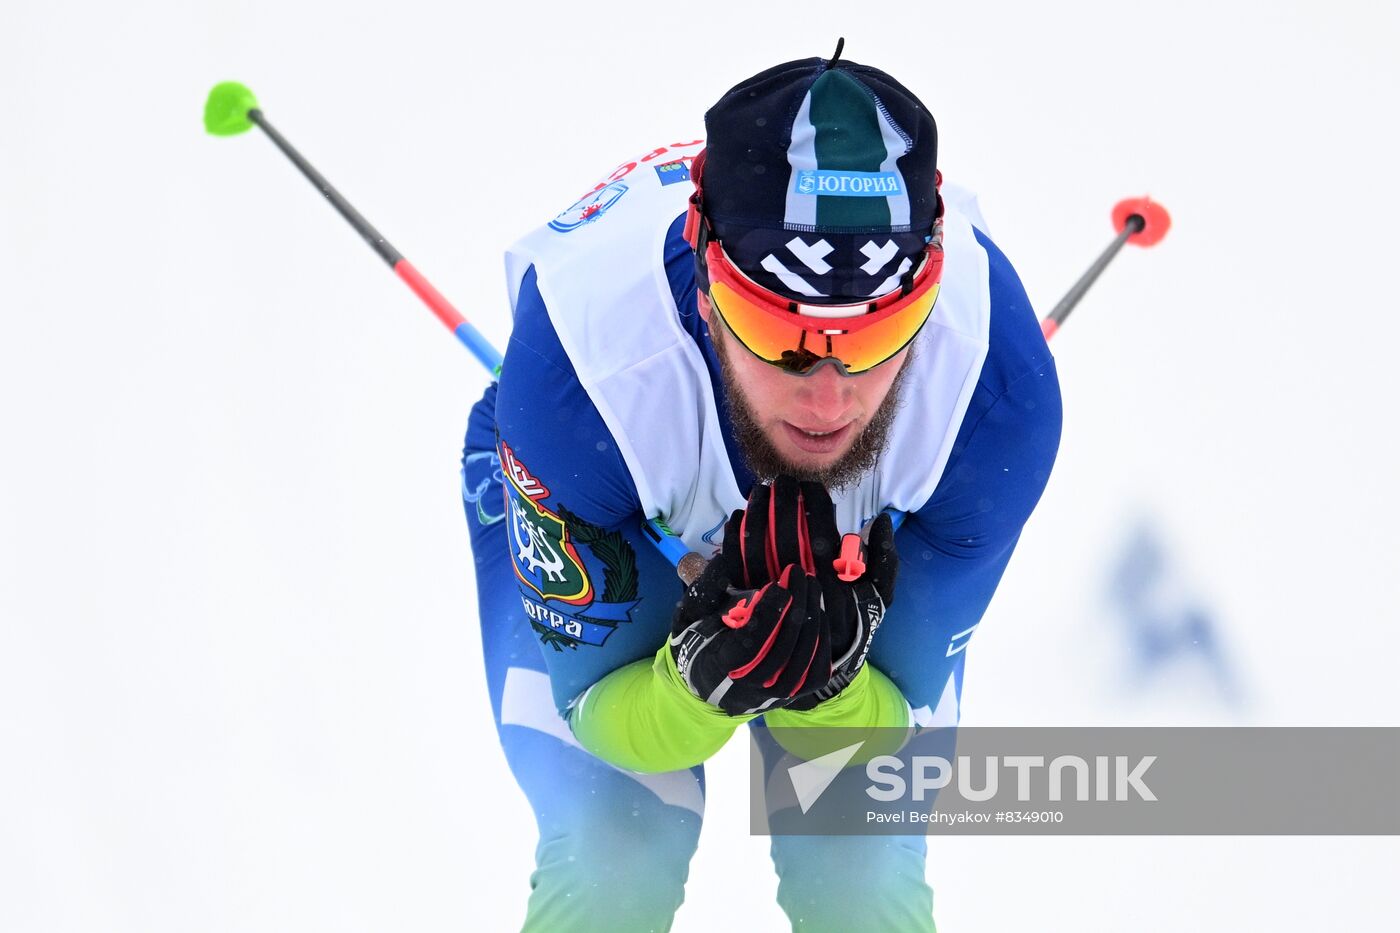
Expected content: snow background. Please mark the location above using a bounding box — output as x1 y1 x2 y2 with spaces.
3 0 1398 929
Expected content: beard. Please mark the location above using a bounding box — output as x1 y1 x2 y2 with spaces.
711 325 915 491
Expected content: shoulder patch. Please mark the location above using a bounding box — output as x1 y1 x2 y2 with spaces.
500 440 641 651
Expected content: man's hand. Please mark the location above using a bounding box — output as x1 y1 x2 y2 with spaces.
668 559 831 717
786 511 897 710
716 476 901 709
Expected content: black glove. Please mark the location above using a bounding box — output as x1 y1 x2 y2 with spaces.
785 511 899 710
709 476 901 710
720 476 844 588
719 475 896 586
669 559 831 717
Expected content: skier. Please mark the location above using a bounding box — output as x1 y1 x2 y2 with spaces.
461 46 1062 932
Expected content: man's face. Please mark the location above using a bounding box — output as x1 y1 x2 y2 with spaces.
699 293 912 490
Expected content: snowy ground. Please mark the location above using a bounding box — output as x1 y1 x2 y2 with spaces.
3 1 1399 930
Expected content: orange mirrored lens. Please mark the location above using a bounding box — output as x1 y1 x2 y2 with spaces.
708 274 940 374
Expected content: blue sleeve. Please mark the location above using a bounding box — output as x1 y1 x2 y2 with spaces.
866 228 1063 714
494 266 687 715
495 265 642 528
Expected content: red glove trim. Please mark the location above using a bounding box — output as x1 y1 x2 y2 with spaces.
728 588 792 679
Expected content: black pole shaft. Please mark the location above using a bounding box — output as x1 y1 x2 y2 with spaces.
1045 214 1145 327
247 109 404 268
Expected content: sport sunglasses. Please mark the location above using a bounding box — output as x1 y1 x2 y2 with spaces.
702 234 942 375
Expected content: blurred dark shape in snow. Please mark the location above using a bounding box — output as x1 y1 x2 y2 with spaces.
1107 520 1245 708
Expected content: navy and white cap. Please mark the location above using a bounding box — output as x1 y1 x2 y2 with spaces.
700 49 940 304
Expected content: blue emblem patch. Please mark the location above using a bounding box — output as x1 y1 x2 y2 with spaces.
654 159 691 186
549 181 629 233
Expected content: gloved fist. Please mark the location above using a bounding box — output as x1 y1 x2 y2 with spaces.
785 510 898 710
680 476 901 708
715 475 901 710
669 558 831 717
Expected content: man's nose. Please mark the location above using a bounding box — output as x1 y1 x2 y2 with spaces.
795 364 854 423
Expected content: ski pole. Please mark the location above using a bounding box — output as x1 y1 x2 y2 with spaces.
203 82 502 374
204 81 690 560
1041 196 1171 340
